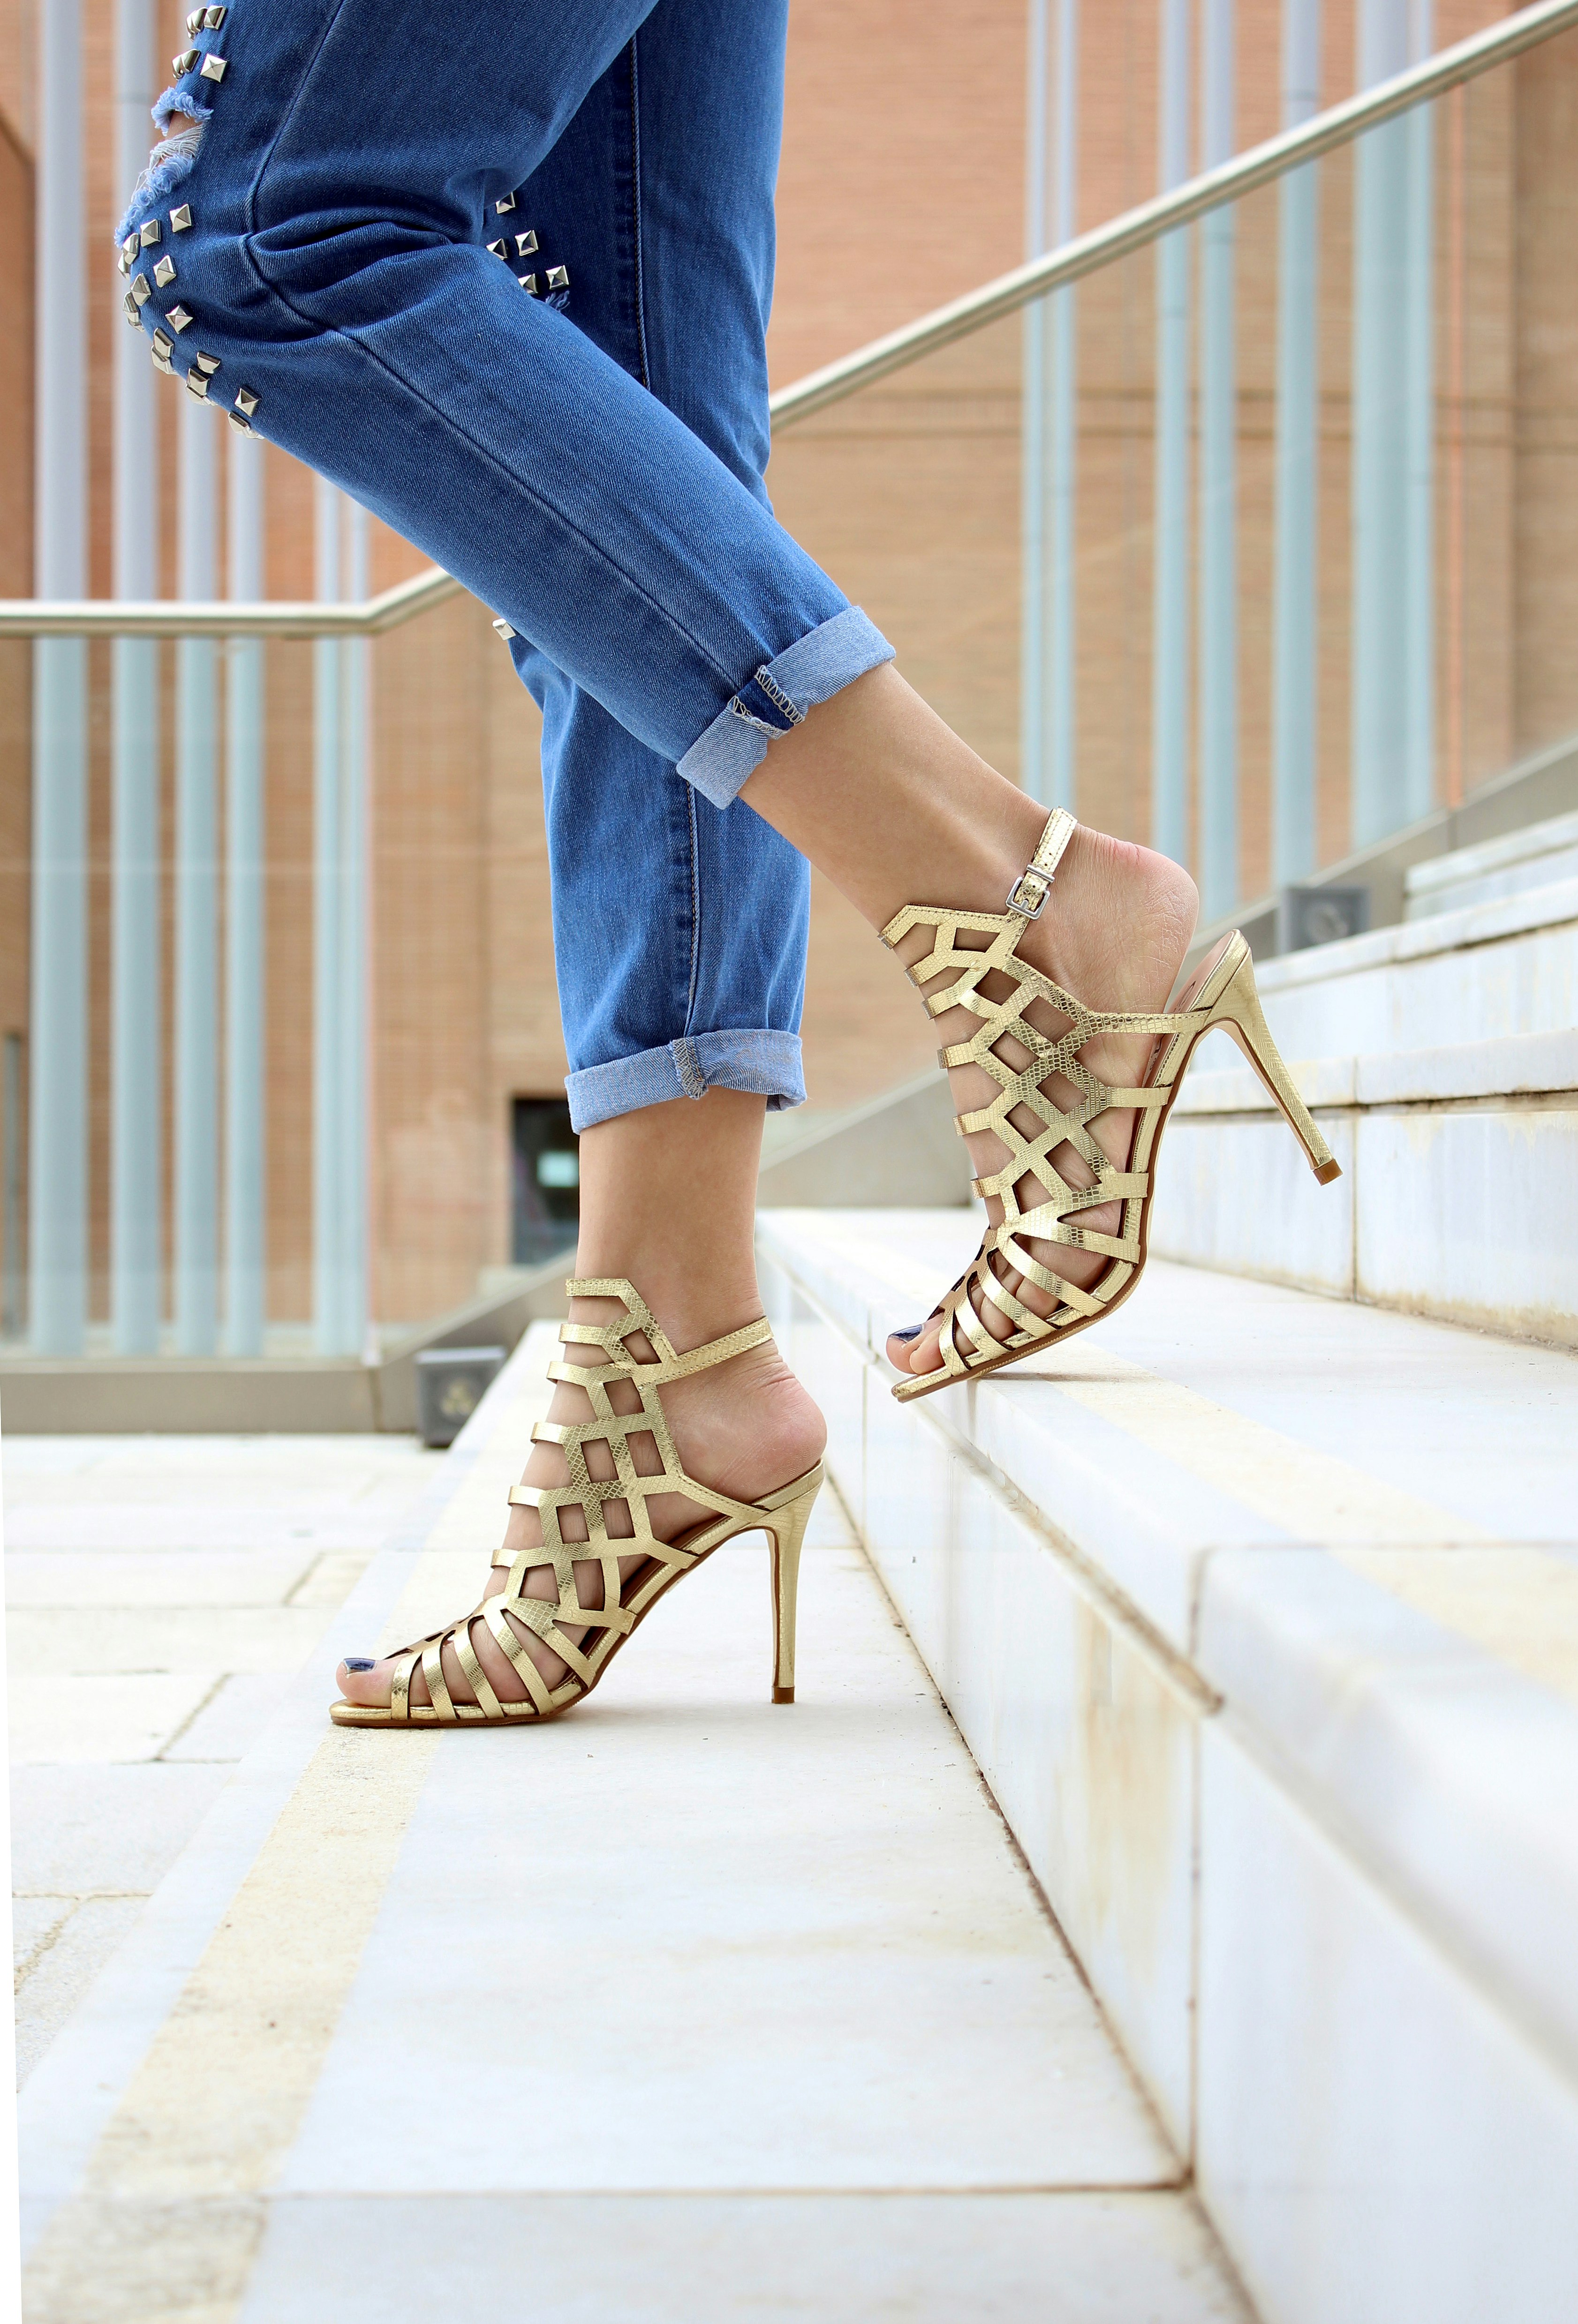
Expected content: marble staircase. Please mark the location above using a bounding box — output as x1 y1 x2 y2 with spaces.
1151 863 1578 1343
757 1207 1578 2324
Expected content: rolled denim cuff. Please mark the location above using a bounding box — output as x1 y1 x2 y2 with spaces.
677 606 895 808
566 1029 806 1133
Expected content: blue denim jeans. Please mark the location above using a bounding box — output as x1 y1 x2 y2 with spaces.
120 0 893 1128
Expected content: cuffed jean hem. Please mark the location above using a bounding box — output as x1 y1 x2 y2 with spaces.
566 1029 807 1133
677 606 895 808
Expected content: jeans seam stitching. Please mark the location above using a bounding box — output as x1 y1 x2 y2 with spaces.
682 785 702 1034
239 0 355 240
233 251 746 700
628 36 651 393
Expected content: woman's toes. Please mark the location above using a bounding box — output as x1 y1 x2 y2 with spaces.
337 1655 390 1707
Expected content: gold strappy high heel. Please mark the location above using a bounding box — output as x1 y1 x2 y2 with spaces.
883 807 1340 1403
331 1279 823 1726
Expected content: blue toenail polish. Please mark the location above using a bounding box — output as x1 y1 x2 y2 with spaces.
343 1656 376 1672
891 1326 922 1342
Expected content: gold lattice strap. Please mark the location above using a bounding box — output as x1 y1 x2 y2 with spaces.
635 1315 773 1382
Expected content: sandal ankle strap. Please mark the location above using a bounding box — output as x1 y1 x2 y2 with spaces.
1004 807 1077 921
554 1276 773 1383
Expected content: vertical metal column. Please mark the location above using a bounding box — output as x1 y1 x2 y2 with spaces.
174 395 219 1354
29 0 88 1354
312 475 346 1354
225 422 266 1354
340 501 370 1362
1150 0 1192 867
1351 0 1435 848
1019 0 1049 802
1044 1 1080 811
1197 0 1238 921
1020 0 1078 812
1404 0 1435 828
1272 0 1323 885
112 0 161 1353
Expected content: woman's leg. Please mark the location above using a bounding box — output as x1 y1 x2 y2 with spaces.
340 1090 824 1712
325 2 825 1712
741 667 1200 1378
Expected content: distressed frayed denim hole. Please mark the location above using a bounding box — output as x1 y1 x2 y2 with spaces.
671 1039 708 1100
116 118 206 243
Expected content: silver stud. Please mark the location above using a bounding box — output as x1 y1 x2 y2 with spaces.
140 219 161 247
123 292 142 325
195 351 221 375
495 192 517 214
203 5 228 26
186 8 203 30
152 348 174 374
233 385 259 416
518 273 539 295
131 272 152 306
492 618 517 641
173 48 198 74
227 410 253 435
170 203 193 232
167 305 193 332
545 265 569 291
153 255 176 288
199 53 227 82
515 231 538 257
185 370 210 399
486 239 507 258
152 328 174 358
118 247 133 277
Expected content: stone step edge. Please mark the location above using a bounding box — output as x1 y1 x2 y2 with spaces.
1253 871 1578 997
756 1216 1578 2095
1405 805 1578 901
1174 1025 1578 1116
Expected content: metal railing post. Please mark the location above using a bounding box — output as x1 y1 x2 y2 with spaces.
1197 0 1239 921
1151 0 1192 870
174 395 219 1354
112 0 161 1355
225 421 266 1355
29 0 88 1355
1352 0 1436 848
1272 0 1324 886
340 499 370 1362
312 475 347 1355
1020 0 1080 813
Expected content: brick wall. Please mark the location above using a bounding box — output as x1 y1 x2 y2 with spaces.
2 4 1574 1332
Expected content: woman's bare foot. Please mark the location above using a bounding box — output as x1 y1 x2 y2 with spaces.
883 825 1198 1379
335 1301 825 1712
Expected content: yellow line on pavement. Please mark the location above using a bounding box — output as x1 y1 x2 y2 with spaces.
22 1725 437 2324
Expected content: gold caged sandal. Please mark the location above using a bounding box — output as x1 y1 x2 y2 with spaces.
883 807 1340 1403
331 1279 823 1726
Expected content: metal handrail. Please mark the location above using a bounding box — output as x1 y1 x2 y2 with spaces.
1 0 1573 643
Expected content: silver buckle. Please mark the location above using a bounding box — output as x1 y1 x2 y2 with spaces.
1005 865 1051 919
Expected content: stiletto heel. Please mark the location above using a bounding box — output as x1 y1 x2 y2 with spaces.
883 810 1341 1401
757 1474 821 1703
331 1279 824 1727
1205 950 1341 1183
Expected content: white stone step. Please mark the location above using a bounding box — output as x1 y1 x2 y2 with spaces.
14 1323 1248 2323
1404 808 1578 921
1250 875 1578 1060
1147 880 1578 1339
757 1209 1578 2324
1152 1023 1578 1341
